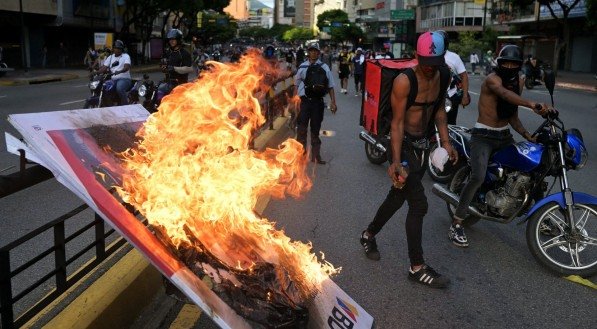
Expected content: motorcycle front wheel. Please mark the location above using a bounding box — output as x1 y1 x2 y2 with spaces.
365 142 387 165
525 77 535 89
526 202 597 277
446 166 480 227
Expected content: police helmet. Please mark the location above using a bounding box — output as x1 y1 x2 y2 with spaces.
497 45 523 65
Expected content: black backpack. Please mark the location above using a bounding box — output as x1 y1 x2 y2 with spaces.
303 63 329 98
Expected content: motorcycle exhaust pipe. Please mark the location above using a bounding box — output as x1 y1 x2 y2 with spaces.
359 131 387 153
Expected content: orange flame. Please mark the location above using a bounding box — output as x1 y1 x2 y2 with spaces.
116 51 338 298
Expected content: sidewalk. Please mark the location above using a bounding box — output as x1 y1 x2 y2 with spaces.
468 64 596 93
0 64 160 86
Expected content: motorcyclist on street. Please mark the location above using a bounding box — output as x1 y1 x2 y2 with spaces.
436 30 470 124
95 40 132 105
448 45 551 248
523 55 541 84
160 29 193 93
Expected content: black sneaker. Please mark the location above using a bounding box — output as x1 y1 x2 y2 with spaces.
408 265 450 289
360 230 380 260
449 223 469 247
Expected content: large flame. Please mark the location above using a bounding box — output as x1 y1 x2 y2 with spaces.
116 51 337 298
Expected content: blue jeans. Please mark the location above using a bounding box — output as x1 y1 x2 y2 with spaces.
114 78 133 105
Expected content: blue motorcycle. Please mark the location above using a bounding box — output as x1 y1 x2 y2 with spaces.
432 71 597 277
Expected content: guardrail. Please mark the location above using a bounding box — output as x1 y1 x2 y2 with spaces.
0 205 134 329
0 74 296 329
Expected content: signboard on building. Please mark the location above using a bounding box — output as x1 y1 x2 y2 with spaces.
284 0 295 17
94 33 114 50
390 9 415 20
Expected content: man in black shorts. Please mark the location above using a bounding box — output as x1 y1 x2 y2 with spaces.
338 47 351 94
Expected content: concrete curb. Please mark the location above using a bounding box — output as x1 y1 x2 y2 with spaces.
38 115 292 328
555 82 596 93
0 65 161 86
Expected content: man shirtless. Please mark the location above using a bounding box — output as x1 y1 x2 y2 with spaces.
449 45 549 247
360 31 457 289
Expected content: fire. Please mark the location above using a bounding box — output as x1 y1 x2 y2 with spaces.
116 51 338 299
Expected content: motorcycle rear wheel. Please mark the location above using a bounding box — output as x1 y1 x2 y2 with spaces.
526 202 597 277
446 166 480 227
365 142 387 165
525 77 535 89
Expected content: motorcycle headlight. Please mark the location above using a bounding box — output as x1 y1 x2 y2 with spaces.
89 81 100 90
138 85 147 97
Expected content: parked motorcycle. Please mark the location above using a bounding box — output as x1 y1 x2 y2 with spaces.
84 73 137 108
432 71 597 276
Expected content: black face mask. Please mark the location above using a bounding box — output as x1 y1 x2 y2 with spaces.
496 66 519 82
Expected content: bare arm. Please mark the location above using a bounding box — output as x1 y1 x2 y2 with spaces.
389 75 409 165
460 72 470 106
435 100 458 163
508 111 533 141
487 75 535 109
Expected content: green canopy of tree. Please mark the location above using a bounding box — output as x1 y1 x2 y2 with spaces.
587 0 597 25
316 9 349 30
282 27 315 42
330 24 365 45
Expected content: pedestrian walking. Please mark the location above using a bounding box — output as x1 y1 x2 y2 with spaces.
337 47 351 94
359 31 456 289
58 42 68 68
294 42 338 164
351 47 365 96
470 52 479 75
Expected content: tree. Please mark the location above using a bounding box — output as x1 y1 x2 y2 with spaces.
586 0 597 26
282 28 315 43
330 24 365 45
511 0 583 72
449 31 485 59
316 9 349 30
269 24 293 41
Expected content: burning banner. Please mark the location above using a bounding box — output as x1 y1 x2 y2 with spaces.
6 53 373 328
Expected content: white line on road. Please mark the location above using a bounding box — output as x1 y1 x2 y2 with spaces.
73 84 89 88
0 95 7 98
59 99 86 106
469 91 480 95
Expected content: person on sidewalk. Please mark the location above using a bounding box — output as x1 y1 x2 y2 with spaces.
58 42 69 68
359 31 457 289
437 30 470 124
96 40 132 105
294 42 338 164
351 47 365 96
449 45 550 248
160 29 193 93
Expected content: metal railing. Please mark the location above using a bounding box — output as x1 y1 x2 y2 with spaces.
0 206 129 329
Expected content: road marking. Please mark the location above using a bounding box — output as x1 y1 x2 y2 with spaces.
0 95 7 98
59 99 86 106
73 84 90 88
469 91 480 95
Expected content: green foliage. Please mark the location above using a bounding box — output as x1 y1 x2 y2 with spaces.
330 24 365 45
282 27 315 42
450 31 485 58
195 12 237 44
316 9 349 30
269 24 293 41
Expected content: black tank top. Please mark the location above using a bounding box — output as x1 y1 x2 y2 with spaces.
496 74 521 119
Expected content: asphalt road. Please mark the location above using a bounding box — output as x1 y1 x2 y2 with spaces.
1 70 596 328
262 74 597 328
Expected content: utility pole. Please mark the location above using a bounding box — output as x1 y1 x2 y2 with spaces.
482 0 488 32
19 0 28 71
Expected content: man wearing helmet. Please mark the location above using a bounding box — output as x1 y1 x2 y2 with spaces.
96 40 132 105
449 45 550 248
360 32 457 289
161 29 193 91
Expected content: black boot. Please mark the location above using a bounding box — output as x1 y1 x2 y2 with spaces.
311 144 326 164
